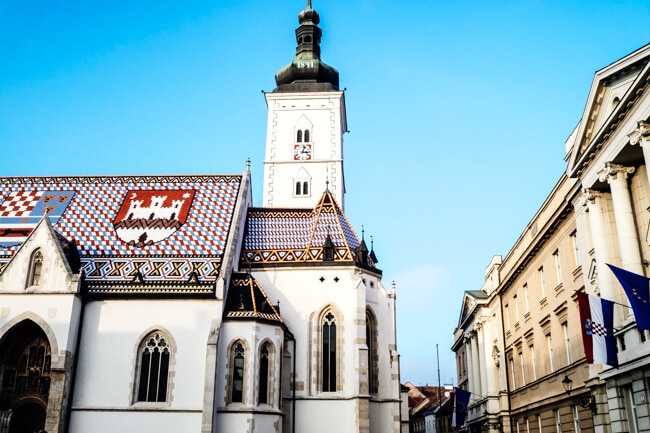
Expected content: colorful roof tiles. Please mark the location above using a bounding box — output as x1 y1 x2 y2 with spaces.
0 175 242 284
242 190 377 268
224 273 283 323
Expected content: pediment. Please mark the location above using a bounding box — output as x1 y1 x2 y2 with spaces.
457 290 488 328
568 43 650 175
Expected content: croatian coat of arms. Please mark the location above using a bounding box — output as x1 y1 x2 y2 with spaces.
113 190 195 247
0 190 75 248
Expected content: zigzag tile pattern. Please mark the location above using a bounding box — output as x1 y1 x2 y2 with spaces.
241 191 363 265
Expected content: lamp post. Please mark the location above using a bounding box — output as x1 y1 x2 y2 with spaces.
561 375 597 414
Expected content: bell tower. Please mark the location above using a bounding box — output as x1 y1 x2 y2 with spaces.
262 1 347 209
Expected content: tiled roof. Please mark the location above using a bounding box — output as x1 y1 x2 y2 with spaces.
241 190 376 267
224 273 283 323
0 175 241 284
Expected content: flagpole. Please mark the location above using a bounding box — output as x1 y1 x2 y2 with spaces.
436 343 441 407
575 290 632 310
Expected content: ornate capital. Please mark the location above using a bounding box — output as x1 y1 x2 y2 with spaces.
579 188 601 207
597 162 635 183
628 120 650 146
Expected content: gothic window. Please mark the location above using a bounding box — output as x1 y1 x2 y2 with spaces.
230 341 245 403
26 249 43 288
258 342 271 405
322 310 337 392
366 310 379 395
136 331 171 403
304 129 310 142
296 130 303 143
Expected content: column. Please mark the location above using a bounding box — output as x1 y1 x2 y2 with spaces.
470 330 482 397
598 162 644 274
464 334 474 393
476 321 488 398
580 189 620 306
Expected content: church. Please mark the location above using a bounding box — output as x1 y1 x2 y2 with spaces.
0 3 402 433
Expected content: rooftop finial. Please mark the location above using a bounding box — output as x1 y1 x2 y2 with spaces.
306 0 312 9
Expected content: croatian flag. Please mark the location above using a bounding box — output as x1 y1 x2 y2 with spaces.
607 264 650 330
576 292 618 367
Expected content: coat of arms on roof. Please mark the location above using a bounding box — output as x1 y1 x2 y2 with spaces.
113 190 196 247
0 190 75 248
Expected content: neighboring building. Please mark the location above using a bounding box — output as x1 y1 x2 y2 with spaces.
404 383 444 433
452 256 509 433
0 3 401 433
566 42 650 433
453 43 650 433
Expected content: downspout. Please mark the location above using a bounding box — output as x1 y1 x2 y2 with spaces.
290 333 297 433
498 293 512 433
64 278 86 433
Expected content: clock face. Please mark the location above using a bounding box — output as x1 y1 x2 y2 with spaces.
294 143 312 161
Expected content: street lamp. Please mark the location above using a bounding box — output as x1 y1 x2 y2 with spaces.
561 375 597 414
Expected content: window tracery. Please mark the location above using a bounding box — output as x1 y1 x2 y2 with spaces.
321 310 337 392
230 341 245 403
26 249 43 288
135 331 171 403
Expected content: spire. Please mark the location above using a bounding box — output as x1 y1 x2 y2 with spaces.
274 2 339 92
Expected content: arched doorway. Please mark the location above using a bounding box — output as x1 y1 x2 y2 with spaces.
8 401 46 433
0 320 51 433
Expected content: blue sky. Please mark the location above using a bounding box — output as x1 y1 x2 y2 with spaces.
2 1 650 386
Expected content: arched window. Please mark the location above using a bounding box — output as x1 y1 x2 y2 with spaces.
304 129 310 142
136 331 171 403
296 130 303 143
230 341 245 403
296 181 302 196
322 311 337 392
303 181 309 195
26 249 43 288
258 342 271 405
366 310 379 395
305 35 312 43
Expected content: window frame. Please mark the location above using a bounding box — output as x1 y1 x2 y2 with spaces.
229 340 247 404
133 330 174 405
26 248 44 288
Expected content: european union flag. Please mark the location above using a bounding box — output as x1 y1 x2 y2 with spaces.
608 264 650 330
452 387 471 427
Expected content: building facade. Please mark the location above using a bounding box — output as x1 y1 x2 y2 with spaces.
454 43 650 433
0 3 401 433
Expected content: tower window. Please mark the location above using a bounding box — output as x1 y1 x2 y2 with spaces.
305 35 312 43
136 331 171 403
296 130 303 143
304 129 310 142
295 180 310 197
